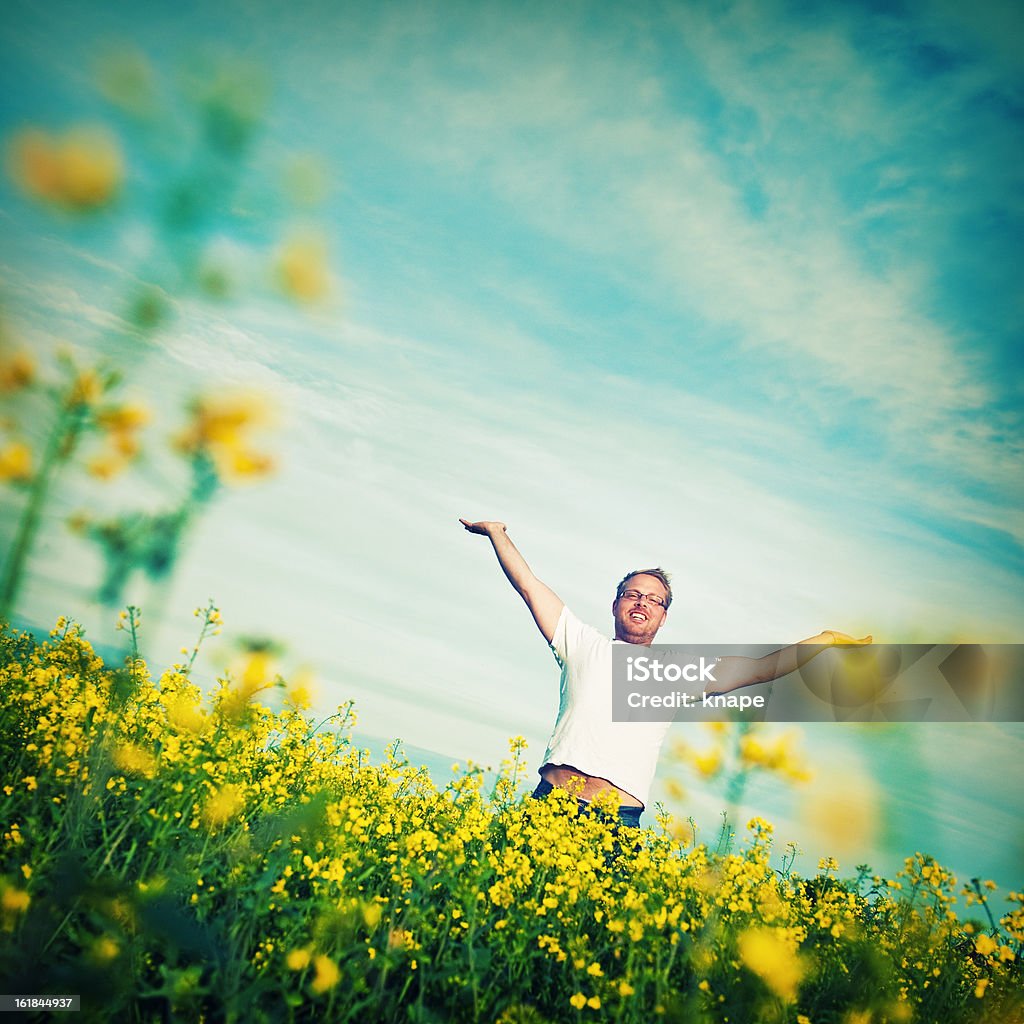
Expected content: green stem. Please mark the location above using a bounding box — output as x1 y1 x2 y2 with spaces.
0 400 76 621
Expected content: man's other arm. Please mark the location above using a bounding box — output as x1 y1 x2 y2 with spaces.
459 519 564 644
706 630 873 694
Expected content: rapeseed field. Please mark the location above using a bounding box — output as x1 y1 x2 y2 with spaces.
1 613 1021 1023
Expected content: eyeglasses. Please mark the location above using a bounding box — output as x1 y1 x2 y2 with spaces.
618 589 667 609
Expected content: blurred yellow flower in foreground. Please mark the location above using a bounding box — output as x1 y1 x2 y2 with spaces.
287 668 317 710
96 402 151 436
90 935 120 963
175 391 276 482
310 953 340 993
276 233 331 302
737 926 805 1002
112 743 156 777
801 768 879 859
0 441 32 482
8 126 123 211
67 368 104 408
203 783 245 828
1 885 30 931
0 351 35 392
286 948 311 971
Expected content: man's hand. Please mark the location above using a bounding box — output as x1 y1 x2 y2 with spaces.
822 630 873 646
460 519 507 537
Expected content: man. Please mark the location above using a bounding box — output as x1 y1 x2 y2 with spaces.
460 518 870 828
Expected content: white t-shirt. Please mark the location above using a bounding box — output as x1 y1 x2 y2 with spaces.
541 605 673 809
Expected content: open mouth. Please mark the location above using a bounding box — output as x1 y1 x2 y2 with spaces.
629 611 648 623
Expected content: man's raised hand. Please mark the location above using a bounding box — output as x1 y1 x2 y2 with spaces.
823 629 873 646
460 518 506 537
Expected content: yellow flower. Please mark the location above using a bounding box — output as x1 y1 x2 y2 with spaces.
87 453 128 480
737 927 805 1003
802 769 878 857
973 934 998 956
1 888 30 913
618 981 635 997
112 743 156 776
663 777 685 801
586 997 601 1010
91 936 119 962
287 668 317 709
202 783 245 827
1 885 30 931
974 978 988 998
569 993 587 1010
286 948 311 971
96 402 150 433
68 369 104 408
0 442 31 482
0 351 34 391
8 126 123 210
310 954 340 994
388 928 414 950
175 392 276 482
276 232 330 302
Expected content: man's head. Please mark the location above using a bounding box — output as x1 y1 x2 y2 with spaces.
612 568 672 645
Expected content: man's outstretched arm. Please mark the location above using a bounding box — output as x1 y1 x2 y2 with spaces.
460 519 564 643
707 630 873 694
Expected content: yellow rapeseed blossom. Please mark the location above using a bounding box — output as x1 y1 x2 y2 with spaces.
1 888 30 913
737 926 805 1002
276 232 330 302
1 886 30 931
174 392 276 482
8 126 123 210
310 954 340 994
112 742 156 776
202 783 245 827
287 668 316 709
388 929 415 950
0 350 34 391
86 402 151 479
90 935 120 962
0 618 1010 1022
0 441 32 482
68 368 104 408
844 1011 872 1024
286 948 311 971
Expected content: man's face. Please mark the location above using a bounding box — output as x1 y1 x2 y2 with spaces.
612 573 669 645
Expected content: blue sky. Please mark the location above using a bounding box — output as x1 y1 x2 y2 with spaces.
1 0 1022 885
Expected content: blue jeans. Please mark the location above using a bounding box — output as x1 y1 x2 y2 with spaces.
530 778 643 829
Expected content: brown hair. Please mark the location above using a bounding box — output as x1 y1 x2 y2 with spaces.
615 568 672 608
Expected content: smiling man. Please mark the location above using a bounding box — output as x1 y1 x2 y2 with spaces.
461 518 870 828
